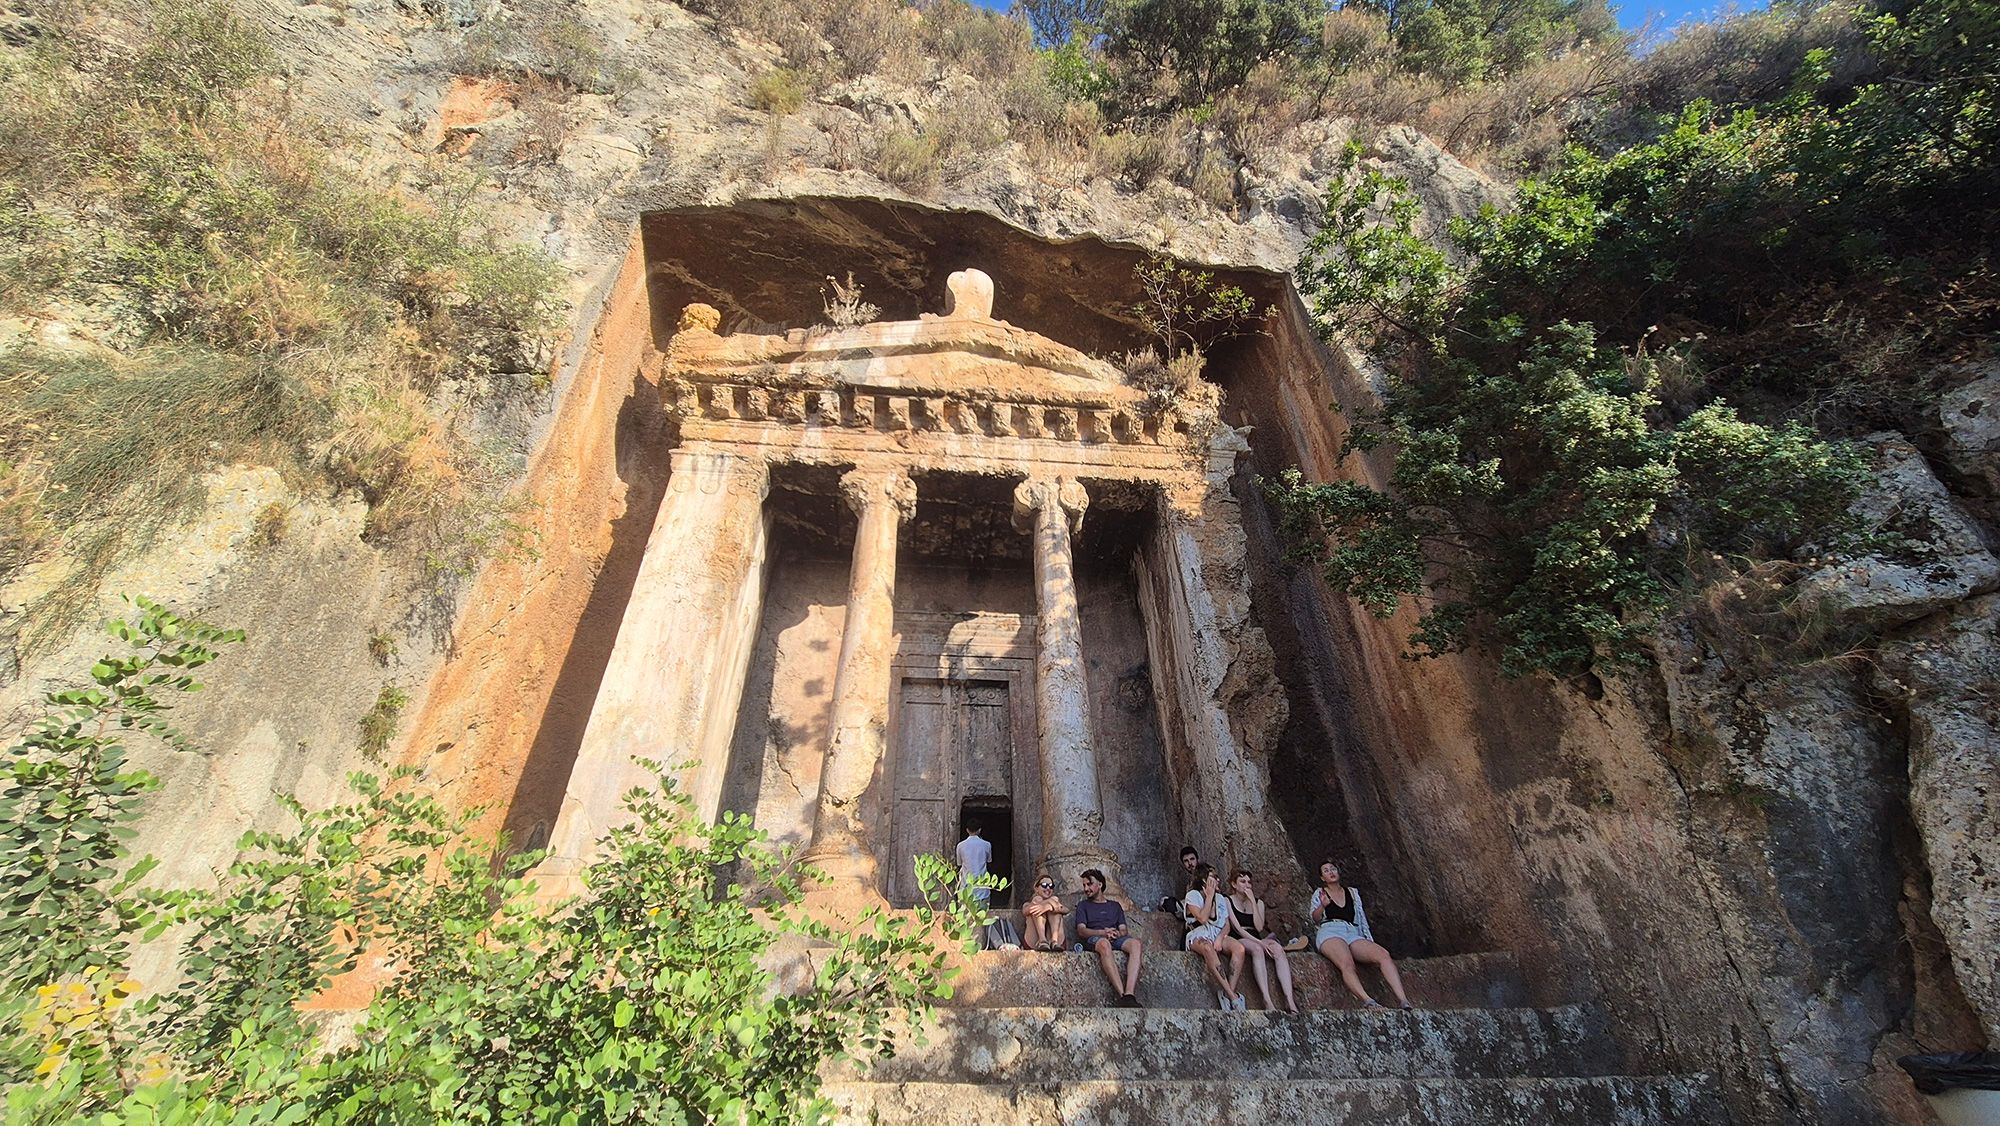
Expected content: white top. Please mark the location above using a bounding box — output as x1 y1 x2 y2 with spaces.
955 833 992 882
1184 889 1233 932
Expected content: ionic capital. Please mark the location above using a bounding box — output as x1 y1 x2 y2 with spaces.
1012 476 1089 535
839 466 918 521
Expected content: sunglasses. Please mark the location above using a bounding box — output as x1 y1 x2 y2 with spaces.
1037 881 1054 888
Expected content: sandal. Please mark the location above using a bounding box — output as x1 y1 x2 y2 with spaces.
1364 998 1384 1010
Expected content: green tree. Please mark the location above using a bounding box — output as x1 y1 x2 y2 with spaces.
1283 131 1871 677
1101 0 1322 110
1390 0 1617 84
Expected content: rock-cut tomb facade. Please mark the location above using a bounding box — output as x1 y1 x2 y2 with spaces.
536 268 1297 908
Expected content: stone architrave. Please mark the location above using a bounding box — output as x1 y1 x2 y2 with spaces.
537 444 772 897
1013 476 1123 896
803 466 919 894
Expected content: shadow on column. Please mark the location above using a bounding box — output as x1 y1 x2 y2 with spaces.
498 373 676 851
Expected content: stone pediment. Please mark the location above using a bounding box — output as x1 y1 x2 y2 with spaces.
666 268 1132 405
657 268 1238 476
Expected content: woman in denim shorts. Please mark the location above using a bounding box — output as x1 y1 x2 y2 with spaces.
1308 858 1411 1010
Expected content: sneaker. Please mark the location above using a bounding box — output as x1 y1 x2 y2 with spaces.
1232 994 1248 1012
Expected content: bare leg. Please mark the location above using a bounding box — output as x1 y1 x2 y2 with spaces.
1029 914 1054 948
1317 937 1374 1005
1121 939 1143 996
1220 936 1246 999
1091 938 1123 998
1192 938 1233 999
1262 938 1298 1012
1243 939 1273 1008
1350 939 1410 1007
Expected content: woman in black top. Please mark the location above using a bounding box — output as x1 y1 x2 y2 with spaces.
1227 869 1300 1014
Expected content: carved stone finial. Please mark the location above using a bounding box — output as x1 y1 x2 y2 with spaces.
840 467 918 521
1013 476 1088 535
677 303 721 335
943 269 995 321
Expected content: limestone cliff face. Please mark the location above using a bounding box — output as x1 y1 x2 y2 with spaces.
1 3 1992 1124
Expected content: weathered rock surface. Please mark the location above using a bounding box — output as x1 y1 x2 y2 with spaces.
1794 434 2000 630
1939 365 2000 498
1878 594 2000 1042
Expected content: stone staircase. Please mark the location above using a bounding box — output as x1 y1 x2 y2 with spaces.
822 925 1725 1124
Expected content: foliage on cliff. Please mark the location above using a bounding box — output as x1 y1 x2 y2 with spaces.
1276 0 1996 676
0 0 561 642
1 603 986 1122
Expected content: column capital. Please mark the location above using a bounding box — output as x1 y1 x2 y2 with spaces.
840 466 917 521
1012 476 1088 535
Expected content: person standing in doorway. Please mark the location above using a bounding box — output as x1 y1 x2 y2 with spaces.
956 821 993 905
1075 869 1144 1007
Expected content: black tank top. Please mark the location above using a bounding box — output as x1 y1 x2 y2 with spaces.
1320 887 1356 924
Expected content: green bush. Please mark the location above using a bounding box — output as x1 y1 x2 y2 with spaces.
0 603 987 1122
1101 0 1322 113
749 66 811 115
1284 114 1879 675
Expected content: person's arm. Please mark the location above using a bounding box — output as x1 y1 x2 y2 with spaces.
1307 889 1323 923
1075 904 1101 939
1253 898 1268 935
1354 890 1374 943
1185 890 1213 926
1225 899 1254 939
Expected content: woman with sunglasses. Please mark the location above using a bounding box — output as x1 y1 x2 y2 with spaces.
1022 872 1069 952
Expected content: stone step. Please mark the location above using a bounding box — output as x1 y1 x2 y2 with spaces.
830 1004 1622 1084
945 949 1529 1011
822 1076 1728 1124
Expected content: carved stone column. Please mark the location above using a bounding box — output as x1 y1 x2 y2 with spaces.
1136 476 1296 903
1014 476 1123 897
537 444 772 899
804 466 919 895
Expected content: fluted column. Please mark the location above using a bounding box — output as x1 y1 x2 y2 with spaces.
1014 476 1122 897
537 444 771 899
804 466 918 894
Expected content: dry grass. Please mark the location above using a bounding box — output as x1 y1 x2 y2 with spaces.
0 0 561 646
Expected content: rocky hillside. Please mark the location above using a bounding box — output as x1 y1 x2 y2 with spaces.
0 0 1993 1122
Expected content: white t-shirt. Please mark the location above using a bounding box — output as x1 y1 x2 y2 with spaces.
956 833 992 883
1184 889 1232 932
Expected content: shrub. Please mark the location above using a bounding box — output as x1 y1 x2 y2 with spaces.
871 128 944 191
749 65 811 115
1101 0 1322 113
0 603 987 1122
357 684 410 760
0 0 562 647
1282 129 1873 677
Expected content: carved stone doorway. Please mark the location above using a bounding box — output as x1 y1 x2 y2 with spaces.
887 676 1021 907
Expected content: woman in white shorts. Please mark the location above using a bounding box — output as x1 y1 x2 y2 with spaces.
1184 864 1246 1010
1308 858 1411 1010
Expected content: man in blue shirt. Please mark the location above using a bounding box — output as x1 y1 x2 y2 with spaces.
1075 868 1144 1007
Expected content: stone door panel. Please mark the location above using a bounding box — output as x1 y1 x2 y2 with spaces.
887 675 1019 906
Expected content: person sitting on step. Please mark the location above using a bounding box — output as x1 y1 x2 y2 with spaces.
1227 868 1300 1014
1074 869 1144 1007
1308 857 1411 1010
1161 845 1202 949
1184 863 1247 1010
1022 872 1069 952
